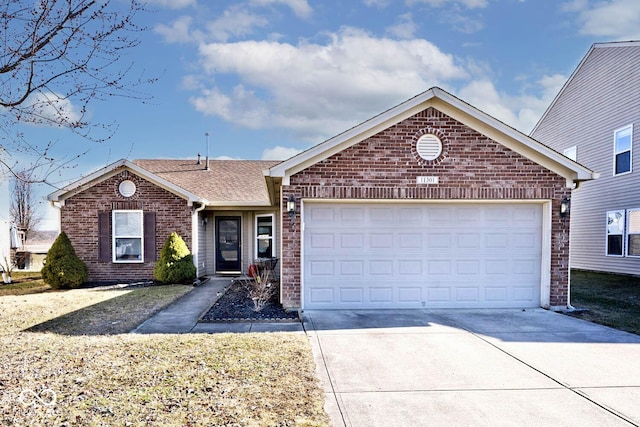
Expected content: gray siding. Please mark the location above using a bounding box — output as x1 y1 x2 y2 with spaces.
532 44 640 275
201 209 279 276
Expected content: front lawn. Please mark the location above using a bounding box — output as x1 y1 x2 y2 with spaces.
0 271 50 296
0 279 329 426
567 269 640 336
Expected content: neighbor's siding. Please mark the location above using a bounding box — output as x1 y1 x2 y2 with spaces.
60 170 192 282
280 107 571 309
532 44 640 275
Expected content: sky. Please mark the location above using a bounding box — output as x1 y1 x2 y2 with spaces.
4 0 640 229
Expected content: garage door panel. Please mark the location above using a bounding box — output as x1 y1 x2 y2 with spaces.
370 233 394 248
304 203 543 309
340 207 364 221
456 287 479 302
309 233 334 249
340 233 364 249
485 287 508 302
398 207 423 223
370 260 394 275
340 287 363 303
339 260 364 276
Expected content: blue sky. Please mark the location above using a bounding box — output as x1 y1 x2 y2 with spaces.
5 0 640 229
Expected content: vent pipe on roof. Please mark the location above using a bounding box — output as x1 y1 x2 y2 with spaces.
197 153 201 165
205 132 210 170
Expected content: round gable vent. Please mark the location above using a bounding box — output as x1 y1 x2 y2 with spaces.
416 134 443 161
118 180 137 197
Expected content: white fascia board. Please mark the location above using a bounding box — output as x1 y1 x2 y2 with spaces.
269 88 439 184
47 159 206 206
268 86 595 187
430 92 596 185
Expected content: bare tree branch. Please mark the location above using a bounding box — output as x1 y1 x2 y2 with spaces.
10 169 42 243
0 0 154 183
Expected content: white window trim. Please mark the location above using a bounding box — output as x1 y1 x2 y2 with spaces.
626 208 640 258
563 146 577 161
605 209 625 257
255 213 275 259
112 210 144 263
613 124 633 176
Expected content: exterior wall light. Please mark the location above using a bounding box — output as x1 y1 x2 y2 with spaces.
287 195 297 224
560 196 570 219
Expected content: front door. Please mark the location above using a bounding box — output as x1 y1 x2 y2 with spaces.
216 216 241 273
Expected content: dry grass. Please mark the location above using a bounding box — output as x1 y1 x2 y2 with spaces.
0 284 192 335
0 280 329 426
0 272 51 296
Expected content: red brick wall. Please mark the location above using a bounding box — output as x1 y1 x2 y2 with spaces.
60 170 193 282
280 107 571 308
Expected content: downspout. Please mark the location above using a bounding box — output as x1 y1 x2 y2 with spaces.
192 202 207 278
48 201 62 234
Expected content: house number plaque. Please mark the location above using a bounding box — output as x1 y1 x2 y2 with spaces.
416 176 439 184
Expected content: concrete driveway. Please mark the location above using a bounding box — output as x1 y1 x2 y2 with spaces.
303 309 640 427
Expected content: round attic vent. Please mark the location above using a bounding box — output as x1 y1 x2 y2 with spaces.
416 134 443 161
118 180 136 197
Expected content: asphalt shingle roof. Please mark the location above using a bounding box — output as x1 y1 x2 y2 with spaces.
133 159 280 205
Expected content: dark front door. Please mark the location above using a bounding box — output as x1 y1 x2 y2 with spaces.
216 217 241 273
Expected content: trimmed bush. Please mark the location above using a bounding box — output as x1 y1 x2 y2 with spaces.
153 232 196 284
41 232 88 289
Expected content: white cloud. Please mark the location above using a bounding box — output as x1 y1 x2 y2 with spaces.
363 0 391 7
406 0 488 9
249 0 313 18
154 16 195 43
262 146 303 160
146 0 196 9
26 91 82 128
386 13 418 39
564 0 640 39
190 27 468 140
206 6 269 42
444 11 485 33
457 74 567 133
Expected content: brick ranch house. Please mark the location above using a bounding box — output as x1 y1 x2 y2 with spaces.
48 87 596 311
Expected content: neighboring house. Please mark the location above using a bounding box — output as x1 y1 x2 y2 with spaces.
48 87 595 310
13 230 57 271
531 41 639 276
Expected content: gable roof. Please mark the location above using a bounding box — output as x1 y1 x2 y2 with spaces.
48 159 206 206
133 159 279 206
269 86 597 187
48 158 280 207
531 41 640 135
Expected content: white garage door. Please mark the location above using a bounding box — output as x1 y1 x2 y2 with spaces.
303 202 542 309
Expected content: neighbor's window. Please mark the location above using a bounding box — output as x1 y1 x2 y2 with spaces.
627 209 640 257
255 214 274 259
606 210 625 256
113 210 144 262
563 146 577 161
614 125 633 175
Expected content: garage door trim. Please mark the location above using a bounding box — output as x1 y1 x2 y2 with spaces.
300 199 552 309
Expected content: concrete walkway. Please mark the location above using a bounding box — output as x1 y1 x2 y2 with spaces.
305 309 640 427
133 277 303 334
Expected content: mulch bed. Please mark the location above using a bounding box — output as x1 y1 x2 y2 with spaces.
200 280 300 322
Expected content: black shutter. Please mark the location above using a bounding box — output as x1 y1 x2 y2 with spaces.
98 212 111 262
144 212 156 262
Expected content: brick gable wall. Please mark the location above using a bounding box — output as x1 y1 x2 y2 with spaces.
60 170 192 282
280 107 570 308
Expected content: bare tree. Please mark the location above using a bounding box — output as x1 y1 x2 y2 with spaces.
10 170 42 244
0 0 152 183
